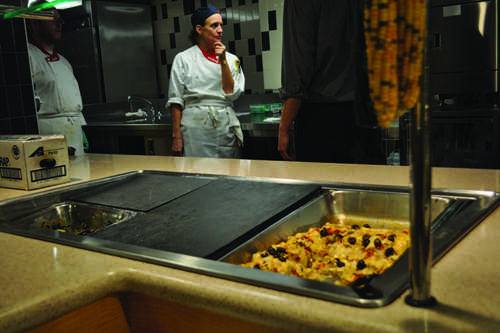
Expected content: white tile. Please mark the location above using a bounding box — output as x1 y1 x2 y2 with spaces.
269 29 282 53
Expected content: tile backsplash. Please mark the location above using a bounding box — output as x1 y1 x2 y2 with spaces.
0 0 38 135
151 0 284 96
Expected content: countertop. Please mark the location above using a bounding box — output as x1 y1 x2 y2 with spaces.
83 112 281 138
1 154 500 332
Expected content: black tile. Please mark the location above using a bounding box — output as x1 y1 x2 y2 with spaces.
183 0 195 15
161 3 168 19
0 20 15 52
169 33 176 49
228 41 236 54
0 118 12 134
0 54 5 86
13 20 27 52
21 84 36 117
252 0 259 3
220 8 227 25
174 17 180 32
261 31 270 51
248 38 255 56
245 88 252 94
3 53 19 85
17 53 32 85
239 0 246 5
6 86 22 115
11 117 26 134
256 54 263 72
24 116 39 134
160 49 167 65
167 64 173 79
151 5 157 21
268 10 277 31
225 0 233 8
234 23 241 40
0 87 8 119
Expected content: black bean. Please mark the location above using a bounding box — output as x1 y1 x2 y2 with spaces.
363 224 371 228
352 224 361 230
374 238 382 248
348 237 356 245
362 238 370 248
277 247 287 254
268 247 278 257
261 252 269 258
385 248 395 257
362 234 371 241
336 259 346 268
388 234 396 242
320 228 329 237
278 255 287 262
254 264 261 269
357 260 367 270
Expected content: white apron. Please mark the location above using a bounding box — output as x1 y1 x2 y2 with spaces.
181 104 243 158
37 114 86 154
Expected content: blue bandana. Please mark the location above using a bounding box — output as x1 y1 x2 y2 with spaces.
191 5 219 27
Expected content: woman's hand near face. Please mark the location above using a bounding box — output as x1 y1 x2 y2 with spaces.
214 41 226 59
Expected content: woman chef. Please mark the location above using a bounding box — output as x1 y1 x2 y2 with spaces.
167 5 245 158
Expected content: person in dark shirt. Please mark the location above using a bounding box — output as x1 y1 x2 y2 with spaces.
278 0 385 164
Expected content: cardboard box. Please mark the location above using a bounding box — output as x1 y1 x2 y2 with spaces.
0 135 70 190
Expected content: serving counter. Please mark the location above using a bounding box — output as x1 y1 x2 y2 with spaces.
1 154 499 332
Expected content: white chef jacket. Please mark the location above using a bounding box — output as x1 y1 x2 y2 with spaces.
166 45 245 158
28 42 86 154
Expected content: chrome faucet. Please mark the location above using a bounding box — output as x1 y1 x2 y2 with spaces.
128 96 155 122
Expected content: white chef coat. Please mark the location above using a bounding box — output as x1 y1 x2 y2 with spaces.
166 45 245 158
28 42 86 154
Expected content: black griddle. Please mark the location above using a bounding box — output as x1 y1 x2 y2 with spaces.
69 172 215 211
93 178 321 259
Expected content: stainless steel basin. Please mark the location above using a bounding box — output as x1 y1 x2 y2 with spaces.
0 171 498 307
14 201 137 236
221 189 450 266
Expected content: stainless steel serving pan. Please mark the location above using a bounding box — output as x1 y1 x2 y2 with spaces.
221 189 450 265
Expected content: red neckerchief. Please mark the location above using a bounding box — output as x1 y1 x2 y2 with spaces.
32 42 60 62
199 46 219 64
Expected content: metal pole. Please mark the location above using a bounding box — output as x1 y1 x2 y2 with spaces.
405 0 437 307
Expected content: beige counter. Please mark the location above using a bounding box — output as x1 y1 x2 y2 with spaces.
1 154 500 332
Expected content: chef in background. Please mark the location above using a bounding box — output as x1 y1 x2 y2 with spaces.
167 4 245 158
27 0 86 155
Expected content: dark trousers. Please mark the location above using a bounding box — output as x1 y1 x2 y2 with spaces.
294 102 385 164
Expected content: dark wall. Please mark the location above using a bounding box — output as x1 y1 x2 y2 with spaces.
0 2 39 135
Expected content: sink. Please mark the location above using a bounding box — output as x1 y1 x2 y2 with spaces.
1 171 499 307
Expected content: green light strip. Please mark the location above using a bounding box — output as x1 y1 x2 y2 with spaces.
2 0 75 20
